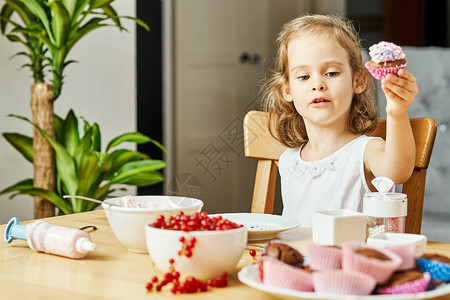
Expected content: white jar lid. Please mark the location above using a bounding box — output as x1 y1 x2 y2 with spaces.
363 192 407 217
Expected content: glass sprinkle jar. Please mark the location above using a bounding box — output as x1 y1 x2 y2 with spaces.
363 176 407 237
363 192 407 234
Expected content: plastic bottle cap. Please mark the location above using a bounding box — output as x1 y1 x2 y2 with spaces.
4 217 27 243
75 237 97 253
372 176 395 194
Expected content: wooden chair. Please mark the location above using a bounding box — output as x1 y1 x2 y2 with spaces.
243 110 437 234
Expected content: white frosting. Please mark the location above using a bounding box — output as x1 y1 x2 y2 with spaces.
369 41 406 64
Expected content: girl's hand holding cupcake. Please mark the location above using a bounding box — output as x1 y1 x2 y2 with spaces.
382 69 418 117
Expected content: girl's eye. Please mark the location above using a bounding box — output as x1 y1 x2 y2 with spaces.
297 75 309 81
326 72 339 77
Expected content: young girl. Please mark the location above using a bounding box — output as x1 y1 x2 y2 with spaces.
261 14 418 227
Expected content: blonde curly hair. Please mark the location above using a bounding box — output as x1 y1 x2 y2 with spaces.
261 14 378 148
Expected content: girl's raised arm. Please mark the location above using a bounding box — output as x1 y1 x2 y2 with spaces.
365 69 418 183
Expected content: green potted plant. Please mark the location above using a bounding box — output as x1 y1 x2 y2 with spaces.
1 110 166 214
0 0 151 217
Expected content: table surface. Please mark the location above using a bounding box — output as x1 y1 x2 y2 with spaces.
1 210 450 300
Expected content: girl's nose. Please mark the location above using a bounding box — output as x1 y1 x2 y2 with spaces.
312 84 325 91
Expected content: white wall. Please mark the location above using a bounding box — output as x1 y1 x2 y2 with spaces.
0 2 136 223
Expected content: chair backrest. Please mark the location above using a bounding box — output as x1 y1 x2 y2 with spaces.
243 110 437 234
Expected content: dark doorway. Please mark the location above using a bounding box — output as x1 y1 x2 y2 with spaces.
136 1 164 195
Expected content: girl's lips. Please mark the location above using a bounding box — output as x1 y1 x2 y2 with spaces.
310 98 331 106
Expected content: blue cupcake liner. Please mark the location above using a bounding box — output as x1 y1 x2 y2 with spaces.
416 258 450 282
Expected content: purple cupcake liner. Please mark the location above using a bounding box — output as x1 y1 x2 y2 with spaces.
365 62 407 80
416 258 450 282
378 272 431 295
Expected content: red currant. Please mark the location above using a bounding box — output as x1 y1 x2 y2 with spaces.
145 282 153 291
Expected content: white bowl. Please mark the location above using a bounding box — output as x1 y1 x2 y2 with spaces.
366 233 427 256
312 209 367 246
145 224 247 280
102 196 203 253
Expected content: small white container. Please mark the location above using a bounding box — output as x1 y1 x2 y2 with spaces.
312 209 367 246
367 233 427 256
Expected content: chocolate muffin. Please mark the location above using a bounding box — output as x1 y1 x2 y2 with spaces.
421 253 450 265
378 270 430 295
355 248 391 261
416 253 450 281
265 242 304 267
379 270 424 289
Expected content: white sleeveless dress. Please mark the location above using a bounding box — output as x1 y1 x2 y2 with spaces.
278 135 380 227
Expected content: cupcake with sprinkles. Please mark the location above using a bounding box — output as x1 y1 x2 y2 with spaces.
365 41 407 80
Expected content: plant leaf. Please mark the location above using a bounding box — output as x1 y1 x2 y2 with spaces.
74 126 92 166
71 0 89 25
101 149 147 179
122 16 149 32
9 114 79 195
101 4 120 27
66 18 107 51
75 149 101 211
106 132 151 152
9 51 31 59
13 188 73 214
118 171 163 186
91 122 101 152
90 0 114 10
2 132 33 163
1 3 14 34
5 0 35 26
64 109 79 156
49 1 70 47
18 0 55 44
0 178 33 196
61 0 76 18
54 114 64 144
111 159 166 185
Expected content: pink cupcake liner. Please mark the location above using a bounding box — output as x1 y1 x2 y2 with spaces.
257 258 264 282
262 256 314 292
378 272 431 295
384 243 416 271
308 244 342 271
365 61 407 80
312 270 376 295
342 242 402 284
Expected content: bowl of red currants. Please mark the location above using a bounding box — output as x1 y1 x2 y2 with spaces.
145 211 248 281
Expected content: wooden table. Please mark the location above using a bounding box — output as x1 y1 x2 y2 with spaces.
1 210 449 299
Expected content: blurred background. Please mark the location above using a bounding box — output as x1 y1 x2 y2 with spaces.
1 0 449 241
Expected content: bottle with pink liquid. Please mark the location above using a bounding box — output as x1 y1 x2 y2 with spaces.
4 217 96 259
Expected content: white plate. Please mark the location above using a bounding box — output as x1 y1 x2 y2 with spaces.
238 264 450 300
211 213 300 241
